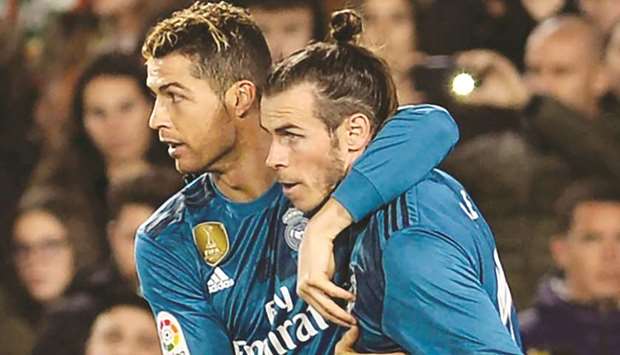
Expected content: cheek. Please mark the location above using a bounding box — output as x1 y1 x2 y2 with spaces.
568 247 599 272
33 250 75 296
85 121 108 147
56 250 76 280
170 104 206 138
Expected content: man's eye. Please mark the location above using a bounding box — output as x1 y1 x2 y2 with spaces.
285 132 303 139
168 92 183 103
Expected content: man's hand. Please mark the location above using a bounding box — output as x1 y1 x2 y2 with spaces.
297 198 356 327
456 49 531 109
335 326 406 355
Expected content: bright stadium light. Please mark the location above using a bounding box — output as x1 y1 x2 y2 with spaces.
451 72 476 97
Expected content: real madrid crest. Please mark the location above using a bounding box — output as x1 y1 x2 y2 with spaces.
193 222 230 266
282 208 308 251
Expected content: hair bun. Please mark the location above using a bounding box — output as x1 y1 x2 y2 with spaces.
329 9 362 43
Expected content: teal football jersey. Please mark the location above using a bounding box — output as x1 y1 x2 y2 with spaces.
343 169 523 354
135 105 460 354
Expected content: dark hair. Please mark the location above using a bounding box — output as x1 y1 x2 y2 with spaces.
555 180 620 234
238 0 326 41
142 1 272 97
107 168 182 220
94 291 152 317
82 292 153 354
72 51 165 167
73 52 151 125
8 187 103 323
13 187 102 271
265 9 398 133
62 52 168 233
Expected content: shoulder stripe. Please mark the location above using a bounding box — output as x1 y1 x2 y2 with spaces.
390 200 399 232
400 193 410 228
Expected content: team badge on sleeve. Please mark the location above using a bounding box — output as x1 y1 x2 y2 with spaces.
157 311 190 355
282 208 308 251
193 222 230 266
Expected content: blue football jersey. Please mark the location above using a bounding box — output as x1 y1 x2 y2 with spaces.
347 169 523 354
135 105 460 355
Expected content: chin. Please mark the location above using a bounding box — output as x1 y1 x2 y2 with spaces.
175 161 202 175
295 197 329 216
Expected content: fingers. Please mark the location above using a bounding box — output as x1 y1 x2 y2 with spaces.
456 49 497 73
300 285 356 327
456 49 516 79
306 277 355 301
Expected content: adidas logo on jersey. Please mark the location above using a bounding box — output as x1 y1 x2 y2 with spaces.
208 267 235 294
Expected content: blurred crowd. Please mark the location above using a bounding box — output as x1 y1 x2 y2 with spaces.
0 0 619 354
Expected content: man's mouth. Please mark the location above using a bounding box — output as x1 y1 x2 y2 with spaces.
280 182 300 194
165 142 185 158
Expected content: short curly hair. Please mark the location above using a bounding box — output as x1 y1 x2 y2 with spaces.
142 1 272 96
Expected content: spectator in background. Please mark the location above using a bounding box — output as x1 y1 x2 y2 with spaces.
90 0 171 54
84 293 160 355
519 180 620 355
30 52 171 241
9 188 101 326
579 0 620 34
353 0 424 104
457 15 620 179
242 0 325 62
73 52 165 185
30 169 181 355
444 15 620 304
523 15 608 119
105 168 182 291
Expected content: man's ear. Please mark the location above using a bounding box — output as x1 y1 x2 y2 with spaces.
344 113 373 151
224 80 257 118
550 234 569 270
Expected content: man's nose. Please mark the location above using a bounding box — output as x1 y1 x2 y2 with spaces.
148 99 170 130
265 141 288 170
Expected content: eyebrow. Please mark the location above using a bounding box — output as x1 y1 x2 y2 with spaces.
160 82 189 92
274 123 303 134
259 122 302 133
149 82 189 94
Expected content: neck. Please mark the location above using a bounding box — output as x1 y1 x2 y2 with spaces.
106 158 149 184
212 117 275 202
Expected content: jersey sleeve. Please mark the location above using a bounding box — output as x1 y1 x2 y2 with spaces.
135 230 234 355
381 228 523 355
333 105 459 222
